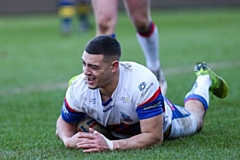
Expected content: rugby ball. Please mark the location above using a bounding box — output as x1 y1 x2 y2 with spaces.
77 116 112 138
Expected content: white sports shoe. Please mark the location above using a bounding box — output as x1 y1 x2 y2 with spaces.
151 68 167 96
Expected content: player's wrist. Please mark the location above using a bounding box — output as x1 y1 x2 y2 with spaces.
63 138 72 148
103 136 114 150
93 130 115 150
113 141 120 150
105 140 119 150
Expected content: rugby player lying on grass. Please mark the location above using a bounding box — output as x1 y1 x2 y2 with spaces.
56 35 228 152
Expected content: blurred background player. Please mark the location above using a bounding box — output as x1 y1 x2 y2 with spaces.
58 0 91 34
91 0 168 95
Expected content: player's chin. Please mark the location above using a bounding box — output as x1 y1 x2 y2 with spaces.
88 85 98 90
87 79 98 89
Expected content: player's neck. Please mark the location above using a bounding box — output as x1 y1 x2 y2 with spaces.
99 70 119 102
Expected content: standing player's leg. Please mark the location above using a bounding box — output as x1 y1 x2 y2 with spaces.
58 0 76 34
76 0 92 32
124 0 167 96
91 0 118 38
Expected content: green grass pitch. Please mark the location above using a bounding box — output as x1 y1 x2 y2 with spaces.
0 7 240 159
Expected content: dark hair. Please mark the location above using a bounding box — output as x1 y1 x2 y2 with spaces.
85 35 121 62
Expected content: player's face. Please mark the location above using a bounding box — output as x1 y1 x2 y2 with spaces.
82 51 113 89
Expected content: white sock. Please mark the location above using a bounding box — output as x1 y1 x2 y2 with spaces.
136 25 160 72
186 75 212 106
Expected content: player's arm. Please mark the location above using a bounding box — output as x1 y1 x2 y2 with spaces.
56 74 90 148
77 114 163 152
113 86 165 150
113 114 163 150
56 115 78 148
56 96 86 148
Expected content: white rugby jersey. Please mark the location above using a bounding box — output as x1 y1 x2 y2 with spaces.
61 61 172 138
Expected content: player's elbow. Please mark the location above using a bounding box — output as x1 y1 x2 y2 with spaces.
156 137 164 146
55 129 59 138
152 133 164 146
64 141 71 149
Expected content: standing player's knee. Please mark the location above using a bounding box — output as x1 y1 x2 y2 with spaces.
97 16 114 33
132 17 149 31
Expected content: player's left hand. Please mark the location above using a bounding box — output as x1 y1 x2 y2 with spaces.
76 128 112 152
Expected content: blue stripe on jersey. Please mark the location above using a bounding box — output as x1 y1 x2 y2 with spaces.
184 94 208 110
61 99 86 123
102 97 112 106
136 93 164 120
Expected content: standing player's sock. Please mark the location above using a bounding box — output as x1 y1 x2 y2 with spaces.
136 22 167 96
184 75 211 110
58 0 76 34
76 0 91 32
136 22 160 72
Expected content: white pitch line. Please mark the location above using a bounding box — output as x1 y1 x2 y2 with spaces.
1 61 240 96
0 82 68 96
164 61 240 76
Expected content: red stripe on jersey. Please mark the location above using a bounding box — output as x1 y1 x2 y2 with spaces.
64 97 78 113
138 87 161 107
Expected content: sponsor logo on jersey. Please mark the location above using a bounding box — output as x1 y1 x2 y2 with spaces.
140 82 153 98
103 105 114 112
121 63 132 71
62 105 70 118
96 114 101 122
69 85 75 101
143 101 161 110
138 82 146 91
120 97 129 103
89 98 96 104
120 112 133 122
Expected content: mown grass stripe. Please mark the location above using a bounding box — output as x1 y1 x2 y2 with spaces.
1 60 239 96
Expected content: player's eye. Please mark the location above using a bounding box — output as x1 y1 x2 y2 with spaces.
90 65 99 70
82 61 86 66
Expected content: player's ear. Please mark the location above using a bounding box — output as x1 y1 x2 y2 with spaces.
111 60 119 72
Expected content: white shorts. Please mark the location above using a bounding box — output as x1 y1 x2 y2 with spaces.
168 105 198 138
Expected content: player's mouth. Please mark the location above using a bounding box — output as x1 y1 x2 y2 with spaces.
87 77 95 85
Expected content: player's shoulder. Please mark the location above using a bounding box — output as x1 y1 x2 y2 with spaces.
65 73 90 107
119 61 159 91
67 73 89 95
68 73 86 86
120 61 146 69
119 61 160 106
120 61 156 82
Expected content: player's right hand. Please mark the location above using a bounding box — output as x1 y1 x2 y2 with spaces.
63 132 90 149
